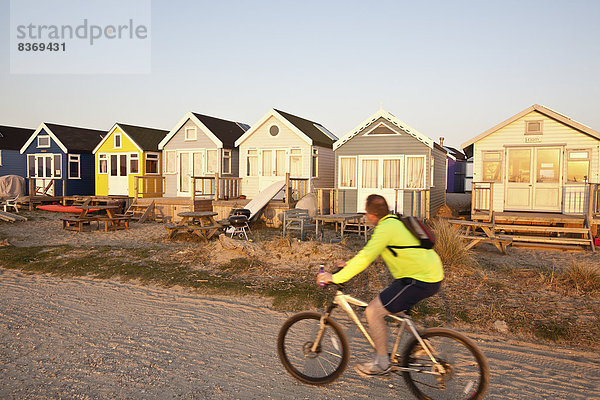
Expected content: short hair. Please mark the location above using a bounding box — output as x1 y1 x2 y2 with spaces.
365 194 390 219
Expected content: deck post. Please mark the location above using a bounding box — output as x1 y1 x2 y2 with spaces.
62 179 66 205
285 173 291 205
214 173 220 200
489 183 494 222
329 189 334 215
587 183 594 226
190 176 195 203
134 176 139 198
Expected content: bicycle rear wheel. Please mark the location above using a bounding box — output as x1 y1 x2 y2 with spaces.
277 311 349 385
401 328 489 400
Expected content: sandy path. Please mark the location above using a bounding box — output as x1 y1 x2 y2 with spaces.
1 269 599 400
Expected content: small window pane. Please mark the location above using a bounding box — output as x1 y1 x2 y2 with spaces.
262 150 272 176
247 150 258 176
568 160 589 183
507 149 531 183
339 158 356 187
361 160 378 188
383 159 402 188
165 151 176 173
206 150 217 174
406 156 425 188
130 154 139 174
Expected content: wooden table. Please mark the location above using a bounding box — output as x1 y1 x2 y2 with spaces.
314 213 367 241
165 211 221 240
62 205 129 232
448 219 512 254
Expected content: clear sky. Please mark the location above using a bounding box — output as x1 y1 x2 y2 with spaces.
1 0 599 148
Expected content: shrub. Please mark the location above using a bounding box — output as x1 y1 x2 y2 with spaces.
431 219 478 268
563 259 600 292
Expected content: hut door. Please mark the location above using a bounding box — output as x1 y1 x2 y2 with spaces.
357 156 403 213
505 147 562 211
108 154 128 195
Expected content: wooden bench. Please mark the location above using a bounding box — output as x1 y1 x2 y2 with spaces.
97 216 130 232
61 217 98 232
448 219 512 254
164 223 221 240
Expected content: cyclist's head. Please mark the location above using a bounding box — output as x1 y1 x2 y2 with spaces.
365 194 390 220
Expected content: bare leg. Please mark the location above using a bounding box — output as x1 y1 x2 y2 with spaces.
365 296 389 356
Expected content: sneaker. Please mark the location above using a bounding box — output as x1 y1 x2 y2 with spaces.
354 361 391 377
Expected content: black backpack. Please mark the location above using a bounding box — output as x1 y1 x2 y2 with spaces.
386 215 436 256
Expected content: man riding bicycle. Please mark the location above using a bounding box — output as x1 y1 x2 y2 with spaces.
317 194 444 376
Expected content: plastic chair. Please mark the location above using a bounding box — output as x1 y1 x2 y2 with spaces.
2 197 19 213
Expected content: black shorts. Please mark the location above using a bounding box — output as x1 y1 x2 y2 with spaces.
379 277 442 314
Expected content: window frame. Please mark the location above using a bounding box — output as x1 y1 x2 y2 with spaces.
129 153 139 174
338 156 357 189
145 152 160 175
289 148 302 178
311 148 318 178
247 149 258 177
184 126 197 141
98 154 108 174
566 148 591 183
205 149 218 175
114 132 122 149
222 149 232 175
481 150 503 182
37 135 51 148
68 154 80 179
405 155 427 189
164 150 176 174
525 120 543 135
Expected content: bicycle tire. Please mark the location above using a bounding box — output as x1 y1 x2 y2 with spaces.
401 327 489 400
277 311 349 385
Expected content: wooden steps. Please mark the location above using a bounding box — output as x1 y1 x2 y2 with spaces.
124 200 155 223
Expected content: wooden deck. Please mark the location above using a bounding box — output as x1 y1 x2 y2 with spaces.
472 211 586 225
134 197 213 223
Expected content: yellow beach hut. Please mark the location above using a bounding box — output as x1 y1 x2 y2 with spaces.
93 123 169 197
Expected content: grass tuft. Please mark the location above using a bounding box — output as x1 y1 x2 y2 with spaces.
562 259 600 292
431 219 479 269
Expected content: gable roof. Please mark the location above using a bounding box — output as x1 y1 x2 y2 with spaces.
158 112 248 150
444 146 466 161
0 125 34 150
20 123 105 154
93 123 169 154
461 104 600 151
334 109 434 151
234 109 337 148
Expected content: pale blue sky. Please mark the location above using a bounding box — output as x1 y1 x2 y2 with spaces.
1 0 599 148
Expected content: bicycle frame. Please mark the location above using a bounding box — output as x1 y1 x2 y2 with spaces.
311 289 444 375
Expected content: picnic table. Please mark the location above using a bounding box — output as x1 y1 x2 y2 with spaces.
165 211 221 240
62 204 129 232
314 213 367 241
447 219 512 254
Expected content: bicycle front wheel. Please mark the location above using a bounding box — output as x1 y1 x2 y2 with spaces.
277 311 349 385
401 328 489 400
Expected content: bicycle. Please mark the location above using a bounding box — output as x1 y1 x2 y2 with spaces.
277 281 489 400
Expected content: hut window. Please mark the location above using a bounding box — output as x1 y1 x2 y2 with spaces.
222 150 231 175
145 153 159 174
130 153 139 174
53 155 62 177
525 120 543 135
312 148 318 178
98 154 107 174
482 151 502 182
28 155 35 177
275 150 286 176
37 136 50 148
247 150 258 176
206 149 217 174
269 125 279 137
339 157 356 188
68 154 80 179
383 159 402 189
185 127 197 141
114 133 122 148
289 149 302 177
567 150 590 183
507 148 531 183
405 156 425 189
165 151 176 174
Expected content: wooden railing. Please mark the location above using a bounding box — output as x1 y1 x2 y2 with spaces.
471 182 494 221
191 174 242 200
316 188 338 215
395 188 430 219
587 183 600 222
563 184 588 214
27 178 66 197
134 176 165 198
285 173 309 203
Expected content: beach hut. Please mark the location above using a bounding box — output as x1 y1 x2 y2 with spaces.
440 138 467 193
234 108 337 200
92 123 169 197
158 112 249 199
333 109 447 218
20 123 105 196
461 104 600 224
0 125 34 177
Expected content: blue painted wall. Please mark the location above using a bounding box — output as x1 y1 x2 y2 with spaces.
0 150 27 177
22 128 95 196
